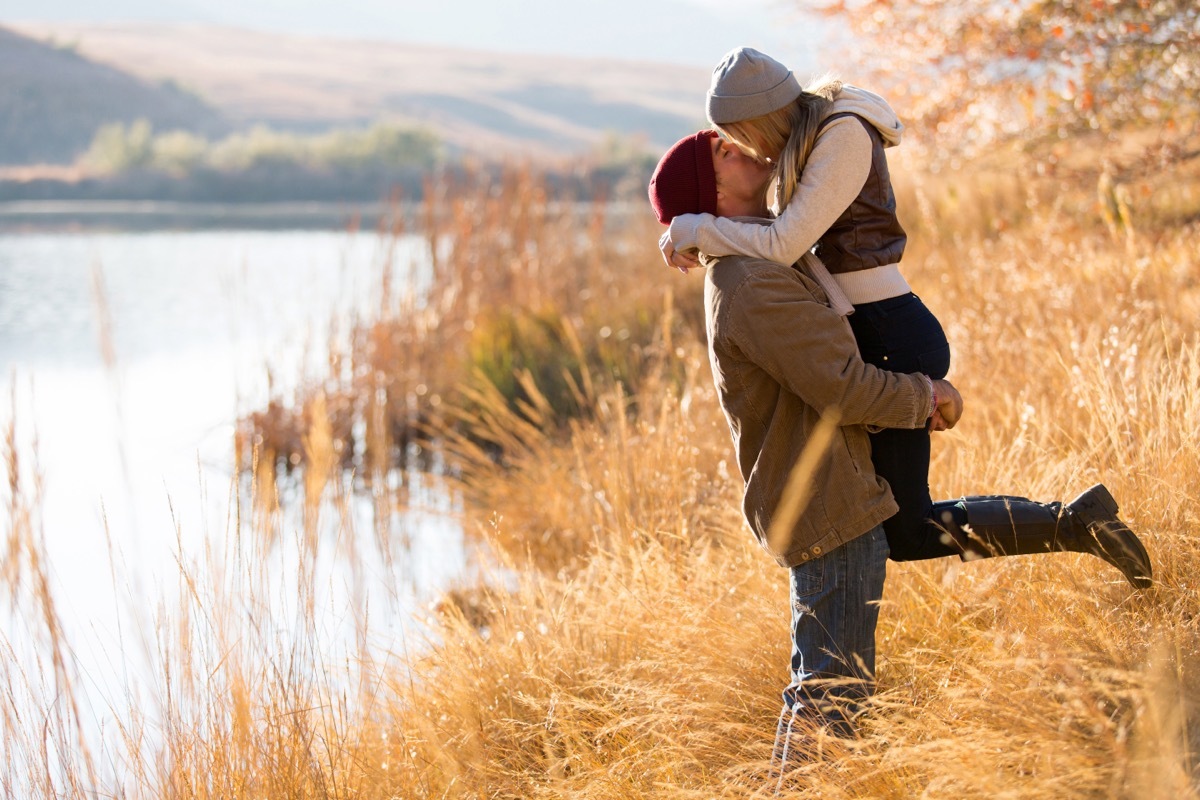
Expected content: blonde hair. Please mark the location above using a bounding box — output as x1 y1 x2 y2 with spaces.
715 74 843 212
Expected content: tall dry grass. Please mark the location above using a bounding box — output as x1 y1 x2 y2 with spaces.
4 148 1200 798
373 211 1200 798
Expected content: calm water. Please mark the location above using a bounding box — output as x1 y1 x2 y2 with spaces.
0 229 469 765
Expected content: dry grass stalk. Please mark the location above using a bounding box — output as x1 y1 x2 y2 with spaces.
5 151 1200 797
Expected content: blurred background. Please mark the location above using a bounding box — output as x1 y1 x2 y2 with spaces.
0 1 824 222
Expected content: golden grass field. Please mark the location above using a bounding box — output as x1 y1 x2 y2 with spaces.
4 143 1200 798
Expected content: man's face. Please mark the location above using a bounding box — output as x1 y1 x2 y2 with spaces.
711 136 773 217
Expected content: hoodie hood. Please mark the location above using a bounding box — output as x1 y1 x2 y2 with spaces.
829 85 904 147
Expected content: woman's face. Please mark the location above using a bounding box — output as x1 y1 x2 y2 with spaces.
711 137 773 217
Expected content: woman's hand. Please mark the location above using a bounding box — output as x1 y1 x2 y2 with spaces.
930 379 963 431
659 230 700 274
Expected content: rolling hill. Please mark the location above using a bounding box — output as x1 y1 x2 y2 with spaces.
0 26 229 165
6 23 711 161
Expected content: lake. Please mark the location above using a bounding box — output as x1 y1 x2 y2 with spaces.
0 228 471 769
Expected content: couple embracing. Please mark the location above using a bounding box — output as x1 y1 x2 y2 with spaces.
646 46 1152 769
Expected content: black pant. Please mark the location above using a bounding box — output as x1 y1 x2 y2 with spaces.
847 293 958 561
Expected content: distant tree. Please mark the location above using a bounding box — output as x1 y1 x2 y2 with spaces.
805 0 1199 162
208 126 305 171
83 119 155 173
590 131 656 171
78 118 446 189
585 131 661 200
316 123 442 171
152 130 209 176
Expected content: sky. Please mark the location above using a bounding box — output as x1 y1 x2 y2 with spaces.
6 0 828 74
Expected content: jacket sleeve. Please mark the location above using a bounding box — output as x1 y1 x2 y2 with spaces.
726 264 931 429
668 117 872 265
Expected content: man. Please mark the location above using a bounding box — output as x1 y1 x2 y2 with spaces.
650 129 959 746
646 130 1151 751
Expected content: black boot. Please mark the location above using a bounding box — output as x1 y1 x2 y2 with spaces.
930 484 1153 590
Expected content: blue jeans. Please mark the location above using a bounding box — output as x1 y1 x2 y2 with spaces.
782 524 889 728
848 293 958 561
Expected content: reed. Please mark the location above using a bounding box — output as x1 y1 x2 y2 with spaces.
237 166 701 491
4 146 1200 797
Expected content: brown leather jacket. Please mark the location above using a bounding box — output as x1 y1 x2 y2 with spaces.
703 251 931 567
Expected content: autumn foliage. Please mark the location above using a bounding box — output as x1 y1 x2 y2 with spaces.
808 0 1199 161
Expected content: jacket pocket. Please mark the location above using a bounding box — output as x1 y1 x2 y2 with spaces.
842 428 868 477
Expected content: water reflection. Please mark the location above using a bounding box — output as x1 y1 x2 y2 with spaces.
1 228 470 767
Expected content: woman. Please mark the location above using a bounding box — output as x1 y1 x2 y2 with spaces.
660 46 957 562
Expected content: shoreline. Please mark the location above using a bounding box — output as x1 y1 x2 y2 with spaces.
0 199 407 232
0 198 643 233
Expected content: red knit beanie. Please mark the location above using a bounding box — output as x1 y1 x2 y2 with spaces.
648 130 719 225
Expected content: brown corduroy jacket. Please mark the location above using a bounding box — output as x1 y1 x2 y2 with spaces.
703 252 933 568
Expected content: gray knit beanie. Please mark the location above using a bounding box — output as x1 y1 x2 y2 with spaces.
706 47 802 124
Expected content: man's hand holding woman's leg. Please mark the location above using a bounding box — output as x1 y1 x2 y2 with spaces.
930 379 963 431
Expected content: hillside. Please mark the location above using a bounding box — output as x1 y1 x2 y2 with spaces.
0 26 228 165
8 23 711 158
